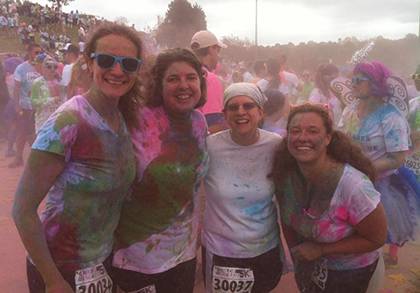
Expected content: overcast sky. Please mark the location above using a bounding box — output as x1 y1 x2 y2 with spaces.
32 0 418 45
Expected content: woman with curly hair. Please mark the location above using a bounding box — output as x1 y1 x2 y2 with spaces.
112 48 208 293
272 103 387 292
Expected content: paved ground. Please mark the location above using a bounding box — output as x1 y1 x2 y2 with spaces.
0 140 418 292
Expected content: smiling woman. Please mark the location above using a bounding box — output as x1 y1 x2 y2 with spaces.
202 82 284 293
272 103 387 293
12 23 142 293
112 48 208 293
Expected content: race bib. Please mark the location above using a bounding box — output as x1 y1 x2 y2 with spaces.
311 260 328 290
127 285 157 293
212 266 254 293
75 264 113 293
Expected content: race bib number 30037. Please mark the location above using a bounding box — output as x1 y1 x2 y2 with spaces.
212 266 254 293
75 264 113 293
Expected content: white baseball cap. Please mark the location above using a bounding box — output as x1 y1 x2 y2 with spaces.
190 30 227 50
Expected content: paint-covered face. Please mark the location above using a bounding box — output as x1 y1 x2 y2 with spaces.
162 61 201 115
88 34 138 100
351 73 371 99
287 112 331 164
224 95 263 138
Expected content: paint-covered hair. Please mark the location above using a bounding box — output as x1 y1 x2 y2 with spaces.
146 48 207 109
353 61 391 98
271 103 376 191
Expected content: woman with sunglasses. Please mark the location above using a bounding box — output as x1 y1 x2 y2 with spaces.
308 63 343 126
112 48 208 293
30 55 63 133
339 61 418 265
202 82 284 293
272 103 387 293
12 23 142 292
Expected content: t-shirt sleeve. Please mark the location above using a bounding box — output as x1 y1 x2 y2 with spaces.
14 64 23 82
32 109 79 161
382 111 410 153
347 175 381 226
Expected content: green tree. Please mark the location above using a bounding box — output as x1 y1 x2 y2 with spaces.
46 0 75 11
156 0 207 49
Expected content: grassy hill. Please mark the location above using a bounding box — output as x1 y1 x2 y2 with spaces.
0 15 79 55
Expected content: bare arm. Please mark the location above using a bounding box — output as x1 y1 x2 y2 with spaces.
291 204 387 261
373 151 407 174
410 130 420 154
12 150 73 292
14 80 21 111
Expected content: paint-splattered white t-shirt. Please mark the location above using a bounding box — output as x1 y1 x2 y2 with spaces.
203 129 282 258
348 103 410 177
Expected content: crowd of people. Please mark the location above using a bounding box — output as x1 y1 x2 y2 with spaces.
0 2 419 293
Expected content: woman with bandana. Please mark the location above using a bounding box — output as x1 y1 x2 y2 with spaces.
202 83 284 293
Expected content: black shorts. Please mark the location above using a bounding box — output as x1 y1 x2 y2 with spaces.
112 258 196 293
202 246 283 293
26 255 116 293
294 258 378 293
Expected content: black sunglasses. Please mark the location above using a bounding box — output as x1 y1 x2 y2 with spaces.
226 102 258 112
90 53 142 73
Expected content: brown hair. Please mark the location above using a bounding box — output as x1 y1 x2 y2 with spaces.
271 103 376 191
67 56 92 99
84 23 144 129
146 48 207 109
314 63 338 98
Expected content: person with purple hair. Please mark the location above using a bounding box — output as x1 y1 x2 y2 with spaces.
339 60 418 265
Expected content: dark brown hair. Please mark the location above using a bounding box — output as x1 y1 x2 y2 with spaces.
266 58 281 90
314 63 338 98
271 103 376 191
84 23 144 129
146 48 207 109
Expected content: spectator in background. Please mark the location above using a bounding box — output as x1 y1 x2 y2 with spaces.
262 89 288 137
60 44 79 98
30 55 62 133
296 70 314 104
191 29 227 133
251 59 267 84
0 61 10 138
66 56 91 98
240 61 254 82
309 63 342 126
279 54 300 104
9 43 42 168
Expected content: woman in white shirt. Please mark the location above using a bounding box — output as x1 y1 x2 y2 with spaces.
203 82 284 293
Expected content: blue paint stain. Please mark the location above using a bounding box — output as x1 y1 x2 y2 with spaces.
243 199 271 220
236 196 245 200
